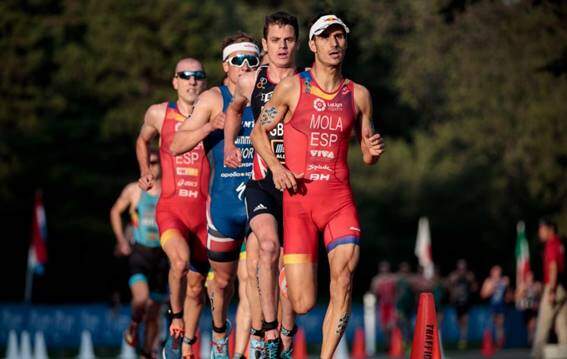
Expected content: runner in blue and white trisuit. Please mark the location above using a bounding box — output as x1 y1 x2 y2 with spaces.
110 150 167 359
170 33 260 359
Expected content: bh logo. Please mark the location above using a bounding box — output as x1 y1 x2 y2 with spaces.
313 98 326 112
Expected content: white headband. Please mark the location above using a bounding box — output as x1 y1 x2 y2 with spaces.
222 42 260 61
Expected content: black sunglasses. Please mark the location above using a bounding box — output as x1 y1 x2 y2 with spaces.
176 70 207 80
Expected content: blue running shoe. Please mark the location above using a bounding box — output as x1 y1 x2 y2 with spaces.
249 337 265 359
280 347 293 359
162 332 182 359
210 320 232 359
264 339 280 359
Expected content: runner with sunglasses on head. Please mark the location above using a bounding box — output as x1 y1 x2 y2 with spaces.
111 149 167 359
250 14 385 358
224 11 302 359
136 58 210 359
170 33 260 359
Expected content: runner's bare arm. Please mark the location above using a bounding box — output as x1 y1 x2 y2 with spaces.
109 183 136 256
170 89 223 155
224 73 254 168
251 77 302 191
136 104 164 190
354 84 384 165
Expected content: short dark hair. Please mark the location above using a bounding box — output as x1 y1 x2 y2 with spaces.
540 218 558 233
221 32 257 53
263 11 299 40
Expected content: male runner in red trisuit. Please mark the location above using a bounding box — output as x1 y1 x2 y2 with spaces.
136 58 209 358
224 11 301 358
251 14 384 358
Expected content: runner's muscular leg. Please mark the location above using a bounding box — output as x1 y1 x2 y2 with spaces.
130 280 150 323
245 233 264 337
235 255 251 355
144 299 161 354
209 259 237 340
161 230 190 338
285 262 317 314
320 244 359 359
251 213 280 339
182 270 206 355
279 251 296 350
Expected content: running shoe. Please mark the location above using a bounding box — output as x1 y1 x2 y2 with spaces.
210 320 232 359
123 321 139 347
280 348 293 359
249 337 265 359
162 332 182 359
264 338 280 359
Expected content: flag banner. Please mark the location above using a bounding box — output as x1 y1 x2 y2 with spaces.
415 217 434 279
29 191 48 275
515 221 530 286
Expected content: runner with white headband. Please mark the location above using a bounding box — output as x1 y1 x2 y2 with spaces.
170 32 260 359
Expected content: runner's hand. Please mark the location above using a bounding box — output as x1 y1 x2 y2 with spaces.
114 241 131 257
271 164 303 192
363 128 384 157
211 112 226 130
170 318 185 339
138 173 154 191
224 144 242 168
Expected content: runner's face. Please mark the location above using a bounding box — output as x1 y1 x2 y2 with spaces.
173 62 206 104
262 24 298 68
149 154 161 179
223 50 258 86
310 26 347 66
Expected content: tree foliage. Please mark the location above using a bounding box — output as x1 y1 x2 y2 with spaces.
1 0 565 301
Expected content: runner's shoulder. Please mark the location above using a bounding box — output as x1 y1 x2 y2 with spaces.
352 82 371 112
197 86 223 106
121 182 141 201
274 74 300 97
145 102 168 125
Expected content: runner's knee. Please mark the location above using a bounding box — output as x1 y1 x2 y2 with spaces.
291 294 316 314
186 280 205 301
214 271 233 291
259 239 278 261
171 258 189 278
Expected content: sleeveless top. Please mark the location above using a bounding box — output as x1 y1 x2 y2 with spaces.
284 70 356 193
204 85 255 214
159 101 210 201
130 191 159 248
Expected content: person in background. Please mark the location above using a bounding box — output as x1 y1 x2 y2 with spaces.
395 262 415 342
370 261 397 346
515 270 542 345
481 265 509 349
448 259 477 349
532 219 567 358
111 150 167 358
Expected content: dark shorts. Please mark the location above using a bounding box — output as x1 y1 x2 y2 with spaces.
129 244 169 301
244 175 283 241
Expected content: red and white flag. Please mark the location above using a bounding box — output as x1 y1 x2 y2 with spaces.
25 191 48 302
415 217 434 279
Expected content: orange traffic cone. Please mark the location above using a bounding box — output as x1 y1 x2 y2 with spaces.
351 327 366 359
293 328 308 359
410 292 441 359
389 327 404 358
228 327 235 359
192 329 201 359
481 329 495 357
